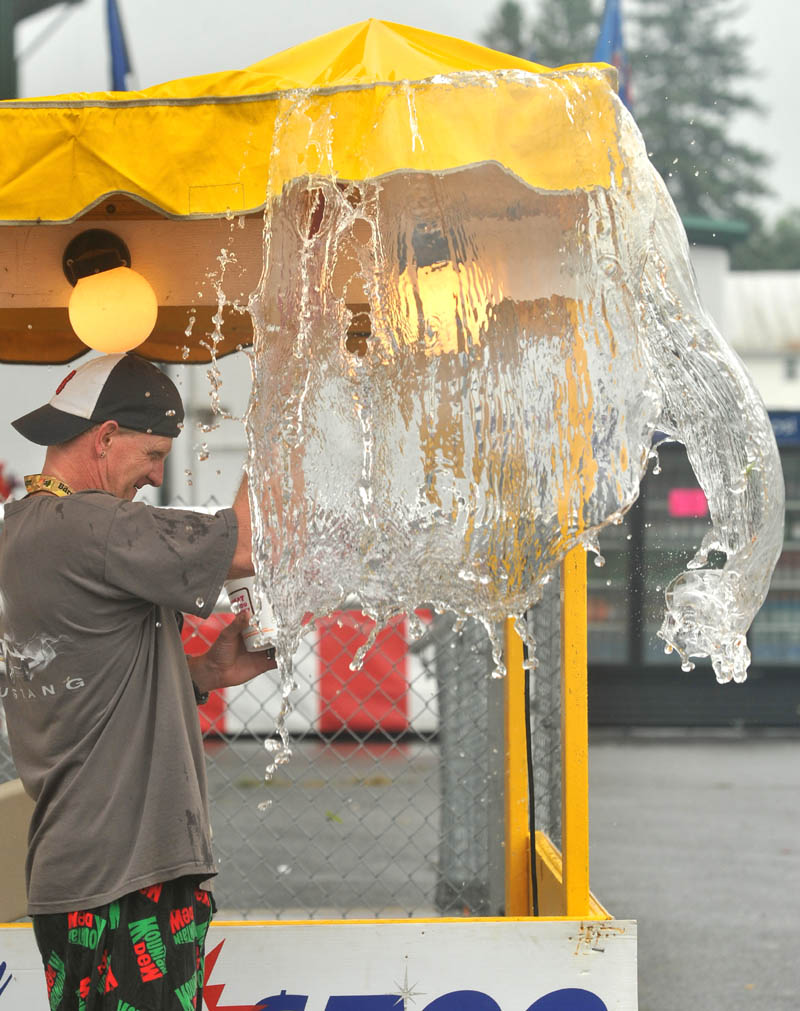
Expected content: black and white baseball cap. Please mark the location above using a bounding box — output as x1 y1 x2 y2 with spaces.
12 353 185 446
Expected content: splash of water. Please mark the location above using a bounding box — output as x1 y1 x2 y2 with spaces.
230 67 782 728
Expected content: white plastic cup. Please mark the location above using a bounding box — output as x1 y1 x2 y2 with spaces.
223 576 277 651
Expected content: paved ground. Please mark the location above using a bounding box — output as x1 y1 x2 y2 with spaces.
206 729 800 1010
207 737 442 918
588 730 800 1011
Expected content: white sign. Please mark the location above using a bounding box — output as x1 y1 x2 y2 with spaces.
0 918 637 1010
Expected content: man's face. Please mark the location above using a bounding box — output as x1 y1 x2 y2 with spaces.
104 430 173 500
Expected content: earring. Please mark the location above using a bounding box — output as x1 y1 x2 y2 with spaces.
100 450 106 458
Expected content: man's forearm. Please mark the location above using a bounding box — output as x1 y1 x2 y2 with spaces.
187 653 217 695
187 611 277 697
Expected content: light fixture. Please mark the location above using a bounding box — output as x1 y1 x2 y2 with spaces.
62 229 158 353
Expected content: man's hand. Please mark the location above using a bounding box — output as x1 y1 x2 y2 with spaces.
188 612 277 695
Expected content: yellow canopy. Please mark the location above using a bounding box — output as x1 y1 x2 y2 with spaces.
0 19 621 363
0 19 619 223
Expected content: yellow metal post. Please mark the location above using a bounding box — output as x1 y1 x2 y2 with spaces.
560 545 590 916
504 616 532 916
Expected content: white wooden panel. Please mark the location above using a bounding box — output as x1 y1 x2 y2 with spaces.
0 919 638 1010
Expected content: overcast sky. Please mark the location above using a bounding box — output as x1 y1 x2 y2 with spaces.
14 0 799 221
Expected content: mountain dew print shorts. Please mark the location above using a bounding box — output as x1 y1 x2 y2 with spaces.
32 877 216 1011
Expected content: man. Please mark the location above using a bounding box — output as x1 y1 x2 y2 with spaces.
0 352 274 1010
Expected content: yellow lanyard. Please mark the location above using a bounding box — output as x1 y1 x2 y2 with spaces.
24 474 74 497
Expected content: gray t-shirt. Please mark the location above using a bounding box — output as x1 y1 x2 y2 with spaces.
0 491 237 914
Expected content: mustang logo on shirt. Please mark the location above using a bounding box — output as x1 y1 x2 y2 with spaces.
0 632 67 683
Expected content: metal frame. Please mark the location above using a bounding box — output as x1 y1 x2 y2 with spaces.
505 544 597 919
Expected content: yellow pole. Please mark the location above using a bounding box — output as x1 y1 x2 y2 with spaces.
504 616 532 916
560 545 590 917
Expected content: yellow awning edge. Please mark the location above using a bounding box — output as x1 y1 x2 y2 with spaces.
0 19 623 224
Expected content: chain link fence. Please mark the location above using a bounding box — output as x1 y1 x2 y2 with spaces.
530 572 563 850
0 495 564 922
179 559 563 919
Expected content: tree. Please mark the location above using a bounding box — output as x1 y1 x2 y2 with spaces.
632 0 770 222
480 0 771 228
482 1 531 59
731 208 800 270
482 0 600 66
530 0 600 67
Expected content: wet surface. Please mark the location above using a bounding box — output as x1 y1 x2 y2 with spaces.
589 731 800 1010
207 731 800 1008
207 737 441 919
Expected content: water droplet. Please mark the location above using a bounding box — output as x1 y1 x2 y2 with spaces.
165 409 176 417
144 391 151 398
276 863 291 875
195 597 205 608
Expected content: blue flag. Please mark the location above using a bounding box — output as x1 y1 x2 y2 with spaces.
107 0 131 92
593 0 633 112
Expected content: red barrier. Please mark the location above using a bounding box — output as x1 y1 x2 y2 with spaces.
318 613 409 734
182 609 430 736
181 612 234 734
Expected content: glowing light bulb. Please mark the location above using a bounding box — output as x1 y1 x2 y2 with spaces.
68 265 158 353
